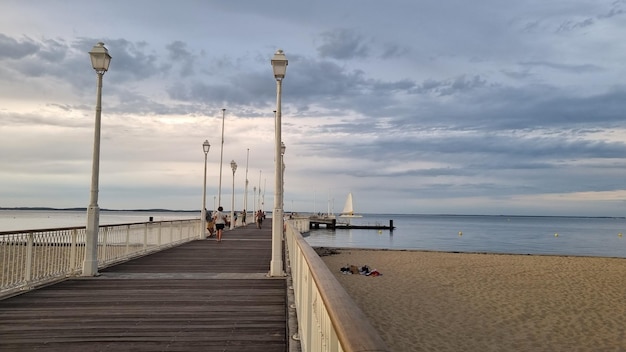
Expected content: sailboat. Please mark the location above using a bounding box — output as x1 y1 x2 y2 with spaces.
339 192 363 218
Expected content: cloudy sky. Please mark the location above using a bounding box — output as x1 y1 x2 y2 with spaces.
1 0 626 217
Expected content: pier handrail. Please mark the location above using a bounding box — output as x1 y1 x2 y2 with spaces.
0 219 200 298
285 219 389 352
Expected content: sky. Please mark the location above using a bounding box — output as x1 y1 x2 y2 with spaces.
1 0 626 217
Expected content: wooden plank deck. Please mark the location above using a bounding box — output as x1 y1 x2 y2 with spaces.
0 224 287 352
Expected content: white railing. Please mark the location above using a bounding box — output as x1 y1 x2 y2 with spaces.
285 220 389 352
0 219 200 298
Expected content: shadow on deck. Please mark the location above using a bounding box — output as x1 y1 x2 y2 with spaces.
0 224 287 352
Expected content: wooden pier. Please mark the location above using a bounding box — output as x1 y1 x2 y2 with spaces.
0 225 287 352
309 217 395 230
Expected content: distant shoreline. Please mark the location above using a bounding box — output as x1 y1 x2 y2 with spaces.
0 207 198 213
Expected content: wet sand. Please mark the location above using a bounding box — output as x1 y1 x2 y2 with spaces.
319 248 626 352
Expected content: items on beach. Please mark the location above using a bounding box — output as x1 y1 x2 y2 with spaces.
340 264 381 276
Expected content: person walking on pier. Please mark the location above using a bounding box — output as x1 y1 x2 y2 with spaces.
256 209 263 229
205 209 215 237
212 206 226 242
242 209 247 226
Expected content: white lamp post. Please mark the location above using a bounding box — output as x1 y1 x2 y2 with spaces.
201 140 211 239
258 170 262 211
244 148 249 225
270 49 287 277
230 160 237 230
218 108 226 207
281 142 286 209
83 42 111 277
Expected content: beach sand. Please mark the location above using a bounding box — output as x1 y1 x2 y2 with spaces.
319 248 626 352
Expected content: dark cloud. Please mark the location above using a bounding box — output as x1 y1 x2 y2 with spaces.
0 35 74 79
519 61 602 73
556 18 595 33
598 1 625 19
411 75 490 97
316 28 369 60
383 83 626 133
555 1 625 32
380 42 411 59
77 38 163 83
165 40 196 77
38 38 67 62
166 70 273 109
0 34 39 59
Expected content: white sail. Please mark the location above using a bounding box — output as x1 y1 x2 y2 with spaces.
339 192 362 218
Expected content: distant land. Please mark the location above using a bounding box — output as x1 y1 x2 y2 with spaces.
0 207 197 213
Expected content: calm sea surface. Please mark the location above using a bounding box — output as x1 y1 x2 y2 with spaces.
303 214 626 259
0 209 198 232
2 210 625 258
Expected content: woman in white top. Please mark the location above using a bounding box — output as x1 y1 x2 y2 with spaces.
213 206 226 242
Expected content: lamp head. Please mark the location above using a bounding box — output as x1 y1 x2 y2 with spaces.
89 42 112 74
271 49 288 80
202 140 210 154
230 160 238 173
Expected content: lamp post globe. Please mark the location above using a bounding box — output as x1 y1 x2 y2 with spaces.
83 42 112 277
89 42 112 73
270 49 288 277
201 140 211 239
230 160 237 230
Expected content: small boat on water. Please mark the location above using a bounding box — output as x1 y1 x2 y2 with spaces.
339 192 362 218
307 193 395 230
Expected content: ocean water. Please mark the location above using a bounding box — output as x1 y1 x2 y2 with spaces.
0 209 198 232
303 214 626 259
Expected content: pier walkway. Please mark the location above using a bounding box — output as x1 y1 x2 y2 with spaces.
0 224 287 352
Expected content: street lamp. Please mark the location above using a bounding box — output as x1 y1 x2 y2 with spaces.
218 108 226 207
281 142 286 209
258 169 262 211
201 140 211 239
270 49 287 277
244 148 249 225
83 42 112 277
230 160 237 230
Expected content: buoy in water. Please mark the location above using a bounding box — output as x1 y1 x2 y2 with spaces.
619 233 623 237
458 231 463 236
554 233 559 237
378 230 382 234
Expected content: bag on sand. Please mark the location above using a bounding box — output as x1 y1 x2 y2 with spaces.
349 265 359 274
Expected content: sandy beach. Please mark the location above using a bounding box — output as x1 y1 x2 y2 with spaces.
319 248 626 352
